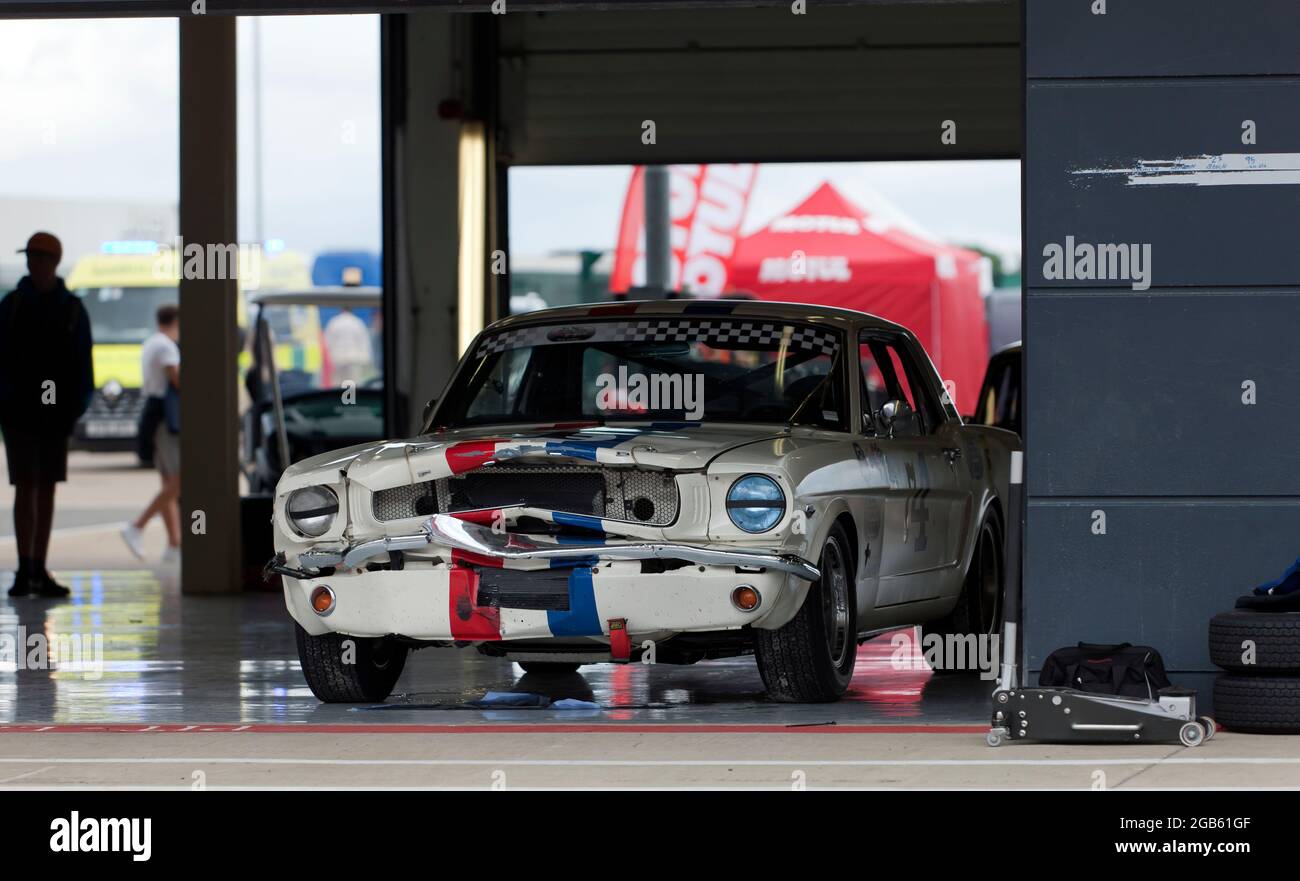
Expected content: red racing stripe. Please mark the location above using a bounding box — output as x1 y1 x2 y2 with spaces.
451 549 504 568
444 440 500 475
451 509 499 526
448 567 501 640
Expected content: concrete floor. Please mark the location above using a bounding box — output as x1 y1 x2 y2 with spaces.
3 729 1298 789
2 450 1297 790
0 567 993 726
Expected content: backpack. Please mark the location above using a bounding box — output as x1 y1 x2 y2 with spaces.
1038 642 1173 699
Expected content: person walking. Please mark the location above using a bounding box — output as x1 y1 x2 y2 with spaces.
0 232 94 598
120 304 181 564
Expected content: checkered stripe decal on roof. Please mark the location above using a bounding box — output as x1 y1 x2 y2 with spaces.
475 320 839 359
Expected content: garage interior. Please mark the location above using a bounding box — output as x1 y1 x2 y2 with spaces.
0 1 1024 729
3 0 1297 783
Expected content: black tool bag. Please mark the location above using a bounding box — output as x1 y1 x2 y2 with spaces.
1038 643 1173 698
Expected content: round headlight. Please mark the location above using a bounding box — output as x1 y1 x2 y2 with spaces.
286 485 339 538
726 475 786 533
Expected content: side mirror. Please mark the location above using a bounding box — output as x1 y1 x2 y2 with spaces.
878 400 899 428
422 397 438 427
878 402 909 439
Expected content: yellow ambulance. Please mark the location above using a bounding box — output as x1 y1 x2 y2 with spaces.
65 241 311 455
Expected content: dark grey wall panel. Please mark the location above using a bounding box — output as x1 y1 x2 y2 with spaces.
1024 0 1300 674
1028 0 1300 79
1026 291 1300 497
1027 79 1300 288
499 6 1020 165
1024 500 1300 671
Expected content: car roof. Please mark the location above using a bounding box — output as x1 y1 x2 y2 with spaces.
487 299 909 335
250 286 381 308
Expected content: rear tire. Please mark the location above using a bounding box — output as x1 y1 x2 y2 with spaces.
1213 674 1300 734
755 522 857 703
295 623 408 703
922 514 1002 676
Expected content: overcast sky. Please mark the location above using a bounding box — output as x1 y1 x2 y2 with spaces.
0 16 382 258
1 16 1018 267
510 161 1020 266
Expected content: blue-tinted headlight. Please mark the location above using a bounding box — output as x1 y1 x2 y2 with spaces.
726 475 786 533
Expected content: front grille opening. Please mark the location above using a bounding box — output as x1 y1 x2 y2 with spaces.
371 462 680 525
447 471 605 514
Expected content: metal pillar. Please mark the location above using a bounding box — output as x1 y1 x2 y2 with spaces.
643 165 671 296
178 17 241 595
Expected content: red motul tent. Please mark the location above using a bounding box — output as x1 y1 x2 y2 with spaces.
727 182 990 415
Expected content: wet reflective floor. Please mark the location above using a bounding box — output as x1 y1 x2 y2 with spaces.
1 569 1039 727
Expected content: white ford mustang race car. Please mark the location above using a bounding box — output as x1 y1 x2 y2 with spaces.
269 300 1019 703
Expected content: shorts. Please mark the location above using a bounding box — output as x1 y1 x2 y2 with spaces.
153 424 181 476
2 422 70 485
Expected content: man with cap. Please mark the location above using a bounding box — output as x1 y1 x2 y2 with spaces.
0 232 94 597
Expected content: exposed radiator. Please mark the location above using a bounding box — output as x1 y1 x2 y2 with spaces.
370 463 680 526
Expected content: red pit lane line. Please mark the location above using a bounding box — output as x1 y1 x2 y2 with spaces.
0 723 988 735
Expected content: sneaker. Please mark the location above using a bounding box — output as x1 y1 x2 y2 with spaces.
34 572 70 598
120 524 146 560
161 545 180 565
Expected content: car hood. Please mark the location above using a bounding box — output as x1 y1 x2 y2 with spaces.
278 422 790 492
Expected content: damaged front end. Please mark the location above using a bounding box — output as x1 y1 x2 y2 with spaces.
270 512 820 582
271 429 817 644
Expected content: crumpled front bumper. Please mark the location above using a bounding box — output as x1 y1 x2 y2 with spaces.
271 513 820 582
274 514 819 642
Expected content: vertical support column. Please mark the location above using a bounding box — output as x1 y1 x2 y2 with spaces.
178 17 240 595
642 166 671 296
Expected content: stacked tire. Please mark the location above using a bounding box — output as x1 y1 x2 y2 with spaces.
1209 609 1300 733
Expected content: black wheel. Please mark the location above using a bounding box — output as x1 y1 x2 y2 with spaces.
1208 610 1300 673
922 513 1002 675
517 661 583 675
1213 674 1300 734
295 623 408 703
755 521 857 703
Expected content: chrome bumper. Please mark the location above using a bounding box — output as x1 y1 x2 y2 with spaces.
292 513 821 582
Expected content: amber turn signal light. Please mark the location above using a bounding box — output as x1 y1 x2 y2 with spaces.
310 585 336 616
731 585 761 612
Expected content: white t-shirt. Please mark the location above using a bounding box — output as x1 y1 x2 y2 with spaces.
323 310 373 368
140 331 180 398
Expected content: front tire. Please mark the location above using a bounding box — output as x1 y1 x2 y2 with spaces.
295 623 408 703
755 522 858 703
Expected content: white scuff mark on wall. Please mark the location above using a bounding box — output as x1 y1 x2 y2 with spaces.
1073 153 1300 186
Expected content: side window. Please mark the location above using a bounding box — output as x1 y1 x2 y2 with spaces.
884 346 920 416
860 333 941 437
858 342 889 432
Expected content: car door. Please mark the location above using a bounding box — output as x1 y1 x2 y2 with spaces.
859 332 973 604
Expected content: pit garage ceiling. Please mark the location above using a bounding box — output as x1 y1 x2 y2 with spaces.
496 3 1020 165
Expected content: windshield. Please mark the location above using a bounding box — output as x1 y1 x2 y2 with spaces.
73 286 178 344
437 316 846 430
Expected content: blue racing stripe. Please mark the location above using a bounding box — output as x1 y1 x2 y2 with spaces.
547 567 603 636
553 511 606 535
542 440 600 460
